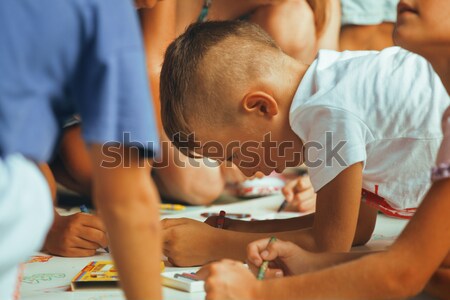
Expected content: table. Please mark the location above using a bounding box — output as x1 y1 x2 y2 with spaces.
19 195 434 300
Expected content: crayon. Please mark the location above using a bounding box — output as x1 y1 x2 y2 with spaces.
160 203 186 211
277 200 288 212
174 273 200 281
257 237 277 280
201 212 251 219
216 210 226 229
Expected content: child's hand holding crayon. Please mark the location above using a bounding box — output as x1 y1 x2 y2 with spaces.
246 237 314 278
43 212 108 257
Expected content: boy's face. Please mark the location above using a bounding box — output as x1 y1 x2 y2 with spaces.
394 0 450 56
193 117 303 177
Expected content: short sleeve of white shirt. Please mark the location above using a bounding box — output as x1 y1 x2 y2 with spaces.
290 105 373 192
436 107 450 165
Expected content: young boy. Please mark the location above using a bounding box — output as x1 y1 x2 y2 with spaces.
159 20 449 267
196 1 450 299
0 1 162 299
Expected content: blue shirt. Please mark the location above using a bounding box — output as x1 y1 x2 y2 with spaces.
0 0 159 162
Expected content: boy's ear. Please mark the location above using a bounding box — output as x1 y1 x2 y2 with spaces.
241 91 278 117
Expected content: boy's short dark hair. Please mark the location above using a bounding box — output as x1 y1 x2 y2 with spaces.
160 20 280 158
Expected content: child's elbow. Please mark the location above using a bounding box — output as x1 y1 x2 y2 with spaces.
383 265 428 299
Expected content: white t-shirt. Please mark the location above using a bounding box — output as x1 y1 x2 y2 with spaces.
436 107 450 166
290 47 450 213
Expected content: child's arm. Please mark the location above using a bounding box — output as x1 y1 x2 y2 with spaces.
90 144 162 300
49 124 92 196
140 6 225 205
198 179 450 300
316 0 340 50
245 162 376 248
163 163 377 266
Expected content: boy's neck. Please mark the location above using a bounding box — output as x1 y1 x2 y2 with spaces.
426 53 450 95
278 58 310 109
275 58 309 166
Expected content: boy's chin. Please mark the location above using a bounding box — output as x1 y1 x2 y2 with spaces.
393 27 421 53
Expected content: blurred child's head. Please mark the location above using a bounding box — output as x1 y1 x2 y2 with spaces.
394 0 450 58
160 21 304 176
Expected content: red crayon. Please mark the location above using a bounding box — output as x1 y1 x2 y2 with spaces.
216 210 226 229
174 273 200 281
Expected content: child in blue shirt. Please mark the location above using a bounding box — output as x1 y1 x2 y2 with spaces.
0 1 162 299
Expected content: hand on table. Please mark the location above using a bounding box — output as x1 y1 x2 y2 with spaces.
282 175 316 213
197 259 261 300
162 218 223 267
247 237 318 277
44 212 108 257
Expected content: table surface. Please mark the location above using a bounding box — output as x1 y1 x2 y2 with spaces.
20 195 434 300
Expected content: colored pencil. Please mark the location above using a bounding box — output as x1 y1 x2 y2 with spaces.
257 237 277 280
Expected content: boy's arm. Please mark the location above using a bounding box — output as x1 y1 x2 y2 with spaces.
229 163 374 250
140 7 225 205
49 124 92 196
256 178 450 300
164 164 375 266
298 162 367 251
90 144 161 300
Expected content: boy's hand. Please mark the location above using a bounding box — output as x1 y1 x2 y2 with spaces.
247 238 314 277
162 218 223 266
197 259 261 300
44 212 108 257
282 175 316 212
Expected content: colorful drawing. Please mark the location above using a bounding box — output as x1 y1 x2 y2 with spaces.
22 273 66 284
26 256 53 263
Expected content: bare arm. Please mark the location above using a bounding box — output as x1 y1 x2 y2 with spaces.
140 6 225 205
49 125 92 196
229 163 374 250
317 0 341 50
257 179 450 300
90 144 162 300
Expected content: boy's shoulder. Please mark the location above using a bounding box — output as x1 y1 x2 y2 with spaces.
313 47 419 71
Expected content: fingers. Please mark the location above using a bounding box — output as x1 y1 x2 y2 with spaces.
58 247 97 257
196 263 212 280
74 236 103 250
282 178 301 202
246 238 278 267
78 213 106 232
197 260 242 280
247 238 295 267
78 226 108 248
285 188 317 212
